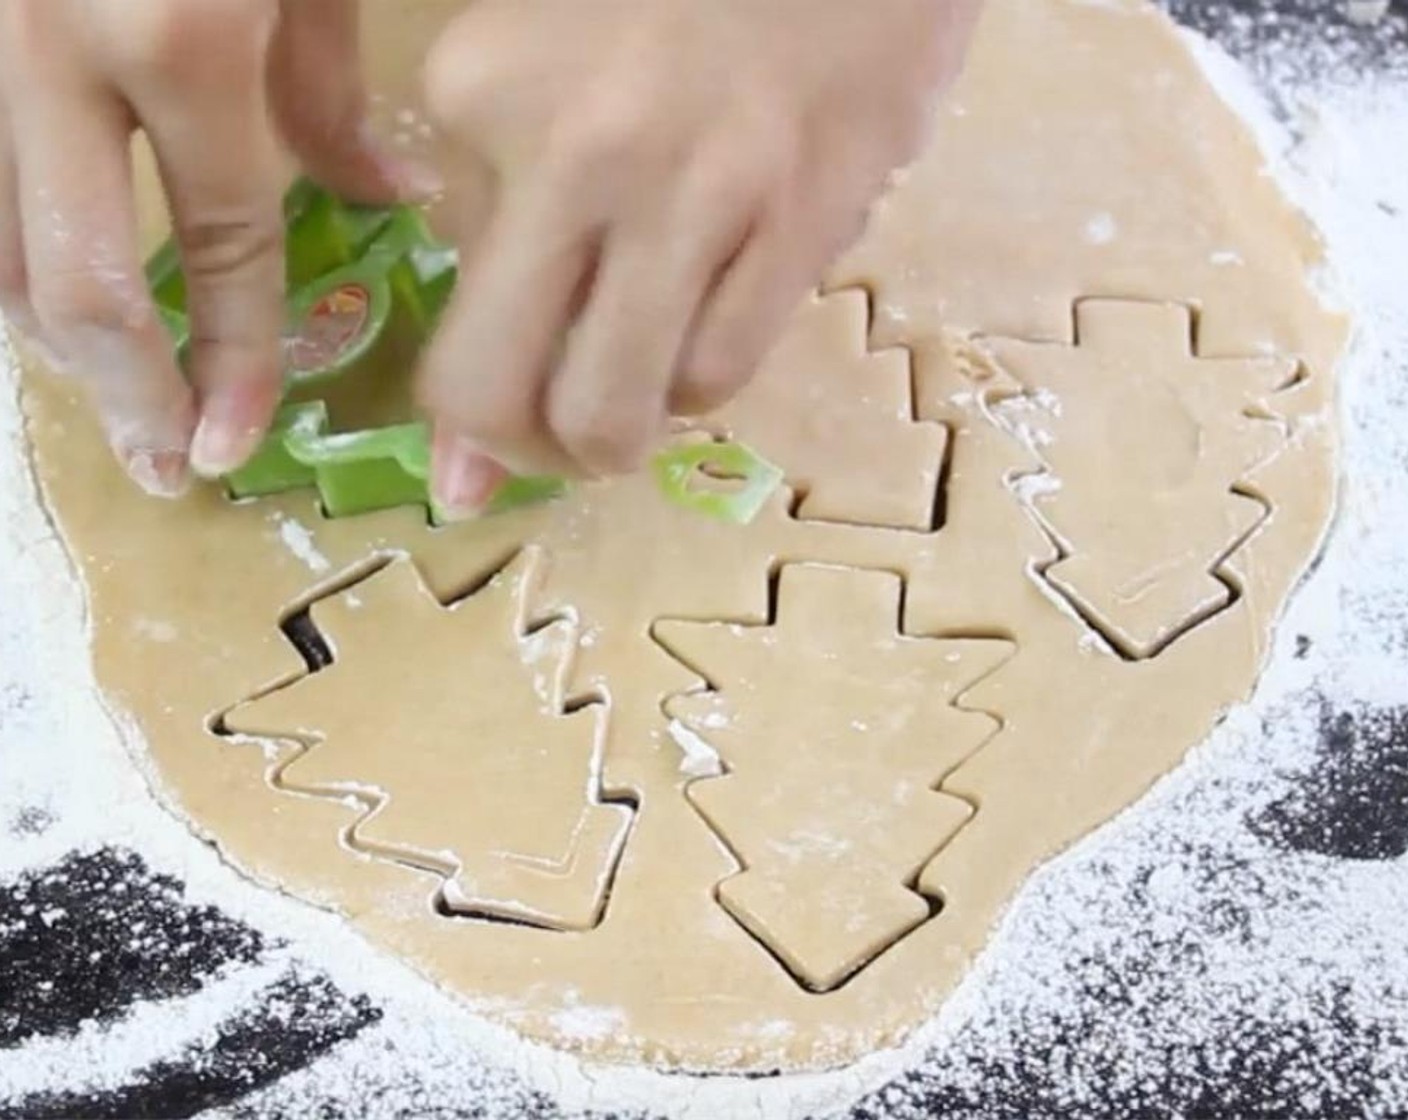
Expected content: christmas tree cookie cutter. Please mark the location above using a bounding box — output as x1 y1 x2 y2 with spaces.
146 180 782 525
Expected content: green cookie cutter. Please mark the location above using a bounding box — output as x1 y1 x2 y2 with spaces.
146 181 781 525
228 399 567 520
652 440 785 527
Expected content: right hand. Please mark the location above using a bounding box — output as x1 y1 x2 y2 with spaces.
415 0 980 516
0 0 437 496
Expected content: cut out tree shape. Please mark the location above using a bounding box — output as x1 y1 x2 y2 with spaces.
984 300 1296 658
225 550 633 931
703 291 946 530
654 565 1010 991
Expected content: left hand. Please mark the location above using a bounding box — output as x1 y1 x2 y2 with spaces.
0 0 436 497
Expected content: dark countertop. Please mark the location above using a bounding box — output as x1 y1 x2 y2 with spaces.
2 4 1405 1118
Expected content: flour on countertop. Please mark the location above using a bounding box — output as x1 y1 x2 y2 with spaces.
2 8 1408 1119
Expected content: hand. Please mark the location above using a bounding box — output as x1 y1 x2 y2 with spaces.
0 0 437 496
418 0 980 515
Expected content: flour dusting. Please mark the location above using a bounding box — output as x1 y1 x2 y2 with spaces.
667 719 726 780
273 512 331 574
1 6 1407 1119
1083 211 1119 245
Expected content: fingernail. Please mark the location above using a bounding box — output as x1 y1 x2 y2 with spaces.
433 436 506 521
124 449 191 500
189 411 263 479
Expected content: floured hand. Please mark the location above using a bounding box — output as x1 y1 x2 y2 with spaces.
0 0 436 496
418 0 981 515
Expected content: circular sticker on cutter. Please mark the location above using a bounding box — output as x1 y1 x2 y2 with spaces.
286 281 374 378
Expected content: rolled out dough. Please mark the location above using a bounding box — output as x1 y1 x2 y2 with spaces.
19 0 1341 1071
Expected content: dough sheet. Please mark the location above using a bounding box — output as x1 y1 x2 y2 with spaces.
19 0 1342 1071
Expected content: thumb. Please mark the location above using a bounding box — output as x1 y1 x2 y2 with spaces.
268 0 442 206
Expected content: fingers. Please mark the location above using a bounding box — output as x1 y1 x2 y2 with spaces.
673 203 853 417
540 233 680 476
418 183 597 481
123 7 287 479
546 186 752 474
10 75 196 496
422 152 505 519
0 106 49 362
429 422 509 520
421 117 766 498
670 231 806 417
269 0 441 206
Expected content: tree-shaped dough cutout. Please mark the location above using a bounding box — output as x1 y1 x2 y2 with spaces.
702 291 946 531
655 566 1011 991
224 550 633 931
984 299 1297 658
